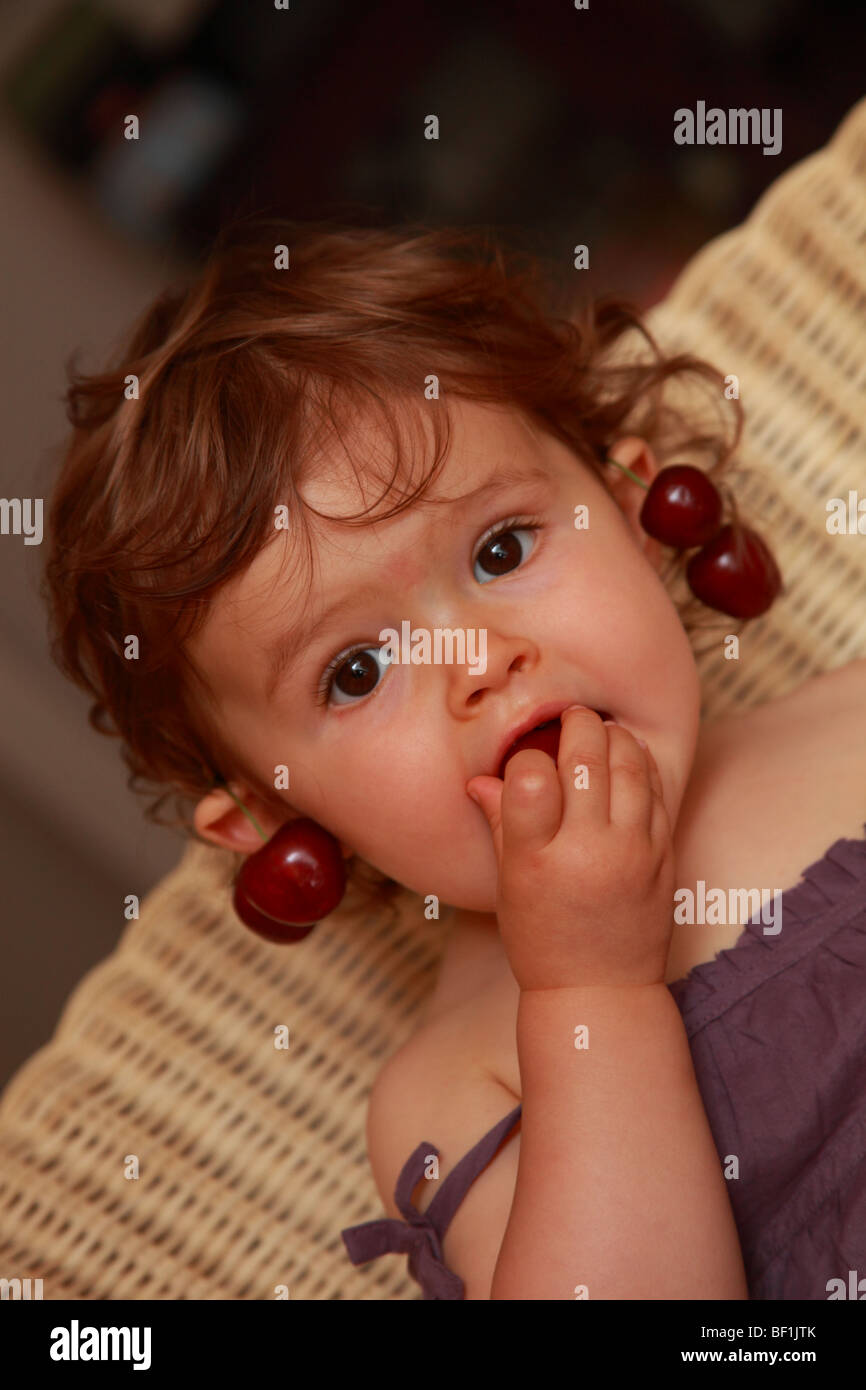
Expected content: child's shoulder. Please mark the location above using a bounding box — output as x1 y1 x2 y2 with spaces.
703 654 866 788
749 654 866 721
667 655 866 980
366 1000 518 1212
364 1000 521 1297
684 655 866 825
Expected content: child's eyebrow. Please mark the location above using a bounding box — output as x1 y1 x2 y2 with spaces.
262 461 552 700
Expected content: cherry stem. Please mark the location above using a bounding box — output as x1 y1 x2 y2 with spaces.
604 456 649 490
222 784 269 843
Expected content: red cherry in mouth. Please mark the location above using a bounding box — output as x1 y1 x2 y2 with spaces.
686 524 783 618
498 710 613 778
233 818 347 943
640 464 723 548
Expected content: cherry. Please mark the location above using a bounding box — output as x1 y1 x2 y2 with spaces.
234 818 346 940
686 524 782 618
498 710 613 778
233 881 317 944
221 783 347 943
639 464 723 548
604 455 782 620
499 719 562 778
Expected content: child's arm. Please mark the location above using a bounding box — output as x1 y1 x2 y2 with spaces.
467 707 747 1300
490 982 748 1299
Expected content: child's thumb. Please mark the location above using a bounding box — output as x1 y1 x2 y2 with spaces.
465 775 504 862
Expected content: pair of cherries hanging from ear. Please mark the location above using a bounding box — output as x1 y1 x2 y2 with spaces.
606 456 782 619
227 789 347 944
229 457 782 943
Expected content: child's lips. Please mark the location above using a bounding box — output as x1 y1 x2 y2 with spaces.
497 710 613 779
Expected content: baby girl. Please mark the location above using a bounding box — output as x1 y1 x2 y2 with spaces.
43 219 866 1300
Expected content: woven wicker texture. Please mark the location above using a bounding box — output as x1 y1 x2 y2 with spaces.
1 97 865 1301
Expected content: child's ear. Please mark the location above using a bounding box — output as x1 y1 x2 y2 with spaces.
603 436 664 568
193 783 355 860
193 784 284 853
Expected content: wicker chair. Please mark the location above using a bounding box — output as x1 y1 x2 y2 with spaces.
1 96 865 1300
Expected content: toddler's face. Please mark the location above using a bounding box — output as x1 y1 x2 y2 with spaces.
190 399 700 911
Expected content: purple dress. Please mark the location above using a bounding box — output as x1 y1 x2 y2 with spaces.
342 828 866 1298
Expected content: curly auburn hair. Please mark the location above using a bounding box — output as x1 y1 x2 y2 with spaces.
42 216 755 906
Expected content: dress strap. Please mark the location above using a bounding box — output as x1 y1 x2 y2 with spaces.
424 1103 522 1235
341 1103 522 1298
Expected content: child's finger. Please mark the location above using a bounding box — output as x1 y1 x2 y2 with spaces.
643 742 672 839
499 749 562 856
606 723 654 831
465 775 505 864
558 705 612 828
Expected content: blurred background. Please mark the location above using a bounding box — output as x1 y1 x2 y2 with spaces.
0 0 863 1089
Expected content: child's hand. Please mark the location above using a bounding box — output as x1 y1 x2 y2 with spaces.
466 707 676 992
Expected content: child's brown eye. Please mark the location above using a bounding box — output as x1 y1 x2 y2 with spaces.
473 524 538 582
319 646 387 706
